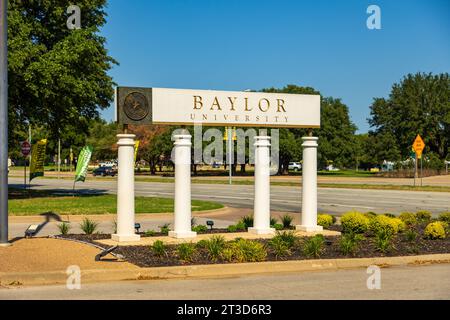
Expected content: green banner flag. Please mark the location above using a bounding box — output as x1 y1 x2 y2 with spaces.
75 146 93 182
29 139 47 181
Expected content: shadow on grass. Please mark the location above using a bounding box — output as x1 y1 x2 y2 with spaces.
8 185 109 199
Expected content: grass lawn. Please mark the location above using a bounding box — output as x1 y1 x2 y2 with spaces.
8 193 223 216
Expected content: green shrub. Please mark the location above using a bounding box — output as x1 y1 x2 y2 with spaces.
273 223 284 230
424 221 446 240
192 225 208 233
438 212 450 224
270 217 278 227
177 242 196 262
57 222 71 235
280 214 294 229
235 221 246 231
151 240 167 257
404 229 418 242
399 212 417 226
159 223 171 235
364 212 378 219
374 229 394 253
196 239 208 248
340 211 370 234
240 216 254 229
339 233 364 256
80 218 99 235
204 235 226 262
317 214 334 229
144 230 155 237
227 225 238 233
369 215 405 234
269 236 291 258
222 239 267 263
274 230 298 249
302 235 325 258
415 210 432 222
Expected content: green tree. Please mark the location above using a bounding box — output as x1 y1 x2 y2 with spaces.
368 73 450 160
7 0 116 150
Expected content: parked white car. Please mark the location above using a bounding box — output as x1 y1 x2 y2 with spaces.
288 162 302 171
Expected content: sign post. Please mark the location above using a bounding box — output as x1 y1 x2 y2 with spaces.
21 141 31 189
412 135 425 187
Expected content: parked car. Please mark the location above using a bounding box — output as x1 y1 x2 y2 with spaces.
288 162 302 171
92 166 117 177
325 164 340 171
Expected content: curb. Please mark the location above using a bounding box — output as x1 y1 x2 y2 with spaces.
1 253 449 287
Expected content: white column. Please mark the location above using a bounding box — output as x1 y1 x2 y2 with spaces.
248 136 275 235
169 134 197 239
112 134 140 242
296 136 323 232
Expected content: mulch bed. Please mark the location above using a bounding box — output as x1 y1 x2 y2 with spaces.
58 223 450 268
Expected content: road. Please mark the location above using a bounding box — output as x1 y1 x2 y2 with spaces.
1 264 449 300
8 177 450 215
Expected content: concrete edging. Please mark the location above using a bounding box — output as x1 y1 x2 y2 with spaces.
1 253 449 287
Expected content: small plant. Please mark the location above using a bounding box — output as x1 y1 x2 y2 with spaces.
80 218 99 235
57 222 71 235
204 235 226 262
374 229 394 253
415 210 432 222
280 214 294 229
151 240 167 257
302 235 325 258
273 223 284 230
222 239 267 263
369 215 405 235
227 225 238 232
235 221 246 231
273 230 298 249
341 211 370 234
240 216 254 229
269 236 291 259
177 242 197 262
424 221 446 240
339 233 364 256
399 212 417 226
159 223 171 235
404 229 418 242
270 217 278 227
192 225 208 233
317 214 334 229
438 212 450 224
144 230 155 237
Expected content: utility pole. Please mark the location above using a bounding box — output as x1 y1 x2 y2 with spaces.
0 0 9 246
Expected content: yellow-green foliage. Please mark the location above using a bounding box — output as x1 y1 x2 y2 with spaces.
399 212 417 226
438 212 450 224
340 211 370 234
222 239 267 263
370 215 405 234
317 214 334 228
424 221 446 240
415 210 432 222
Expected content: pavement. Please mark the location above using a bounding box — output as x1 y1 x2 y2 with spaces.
8 177 450 215
1 264 449 300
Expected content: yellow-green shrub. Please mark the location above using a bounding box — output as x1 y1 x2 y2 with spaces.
399 212 417 226
415 210 432 222
340 211 370 234
438 212 450 224
317 214 334 229
370 215 405 234
424 221 446 240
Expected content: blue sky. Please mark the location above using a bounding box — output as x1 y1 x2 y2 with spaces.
100 0 450 133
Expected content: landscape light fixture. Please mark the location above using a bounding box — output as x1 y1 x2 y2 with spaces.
25 224 40 238
135 223 141 233
206 220 214 230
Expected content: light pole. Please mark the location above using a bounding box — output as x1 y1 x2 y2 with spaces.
0 0 9 246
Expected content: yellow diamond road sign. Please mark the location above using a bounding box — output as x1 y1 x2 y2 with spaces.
413 134 425 156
